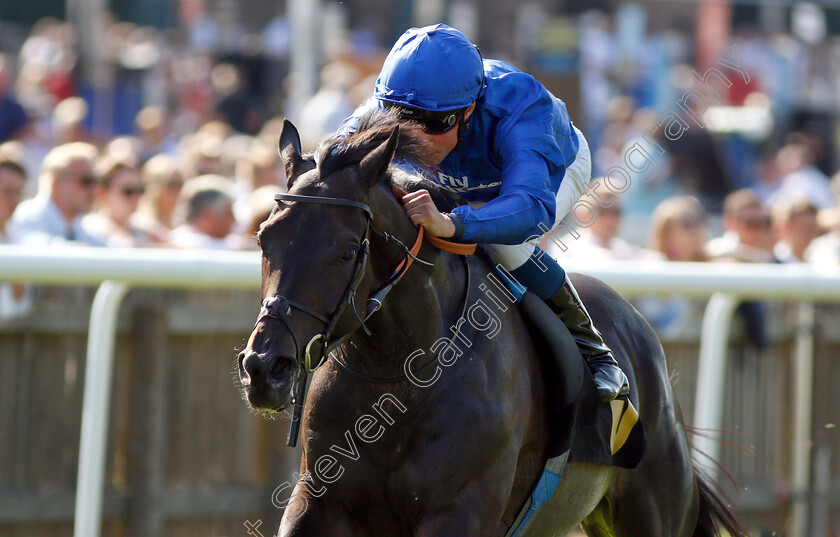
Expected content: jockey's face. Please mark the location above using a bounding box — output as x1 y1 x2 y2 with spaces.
423 103 476 165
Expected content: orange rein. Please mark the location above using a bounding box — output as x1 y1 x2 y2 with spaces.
425 234 477 255
393 225 477 279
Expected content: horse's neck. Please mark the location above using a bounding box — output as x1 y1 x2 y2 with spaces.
347 250 472 383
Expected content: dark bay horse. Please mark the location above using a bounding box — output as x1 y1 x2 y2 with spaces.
237 116 747 537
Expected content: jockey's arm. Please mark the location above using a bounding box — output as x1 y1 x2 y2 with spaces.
400 145 585 245
446 152 556 244
437 94 585 245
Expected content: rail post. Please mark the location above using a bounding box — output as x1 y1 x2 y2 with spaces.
692 292 739 477
73 281 130 537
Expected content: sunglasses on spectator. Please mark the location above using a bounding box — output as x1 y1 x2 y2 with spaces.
382 102 465 134
675 215 702 229
738 215 769 230
119 186 146 197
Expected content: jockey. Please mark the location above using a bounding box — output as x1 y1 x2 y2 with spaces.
338 24 628 402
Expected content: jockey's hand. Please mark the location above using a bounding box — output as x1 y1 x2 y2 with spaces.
398 188 456 238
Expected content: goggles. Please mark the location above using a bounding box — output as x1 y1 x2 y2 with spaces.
382 102 465 134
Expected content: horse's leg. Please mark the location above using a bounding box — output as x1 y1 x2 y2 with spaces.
585 384 699 537
589 453 697 537
579 498 614 537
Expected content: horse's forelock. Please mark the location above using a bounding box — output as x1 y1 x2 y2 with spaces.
314 110 432 181
309 109 464 212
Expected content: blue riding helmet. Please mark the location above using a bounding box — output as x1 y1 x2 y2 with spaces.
375 24 484 112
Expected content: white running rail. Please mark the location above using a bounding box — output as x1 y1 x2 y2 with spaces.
1 246 838 536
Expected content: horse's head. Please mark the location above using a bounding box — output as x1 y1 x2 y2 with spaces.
237 115 436 414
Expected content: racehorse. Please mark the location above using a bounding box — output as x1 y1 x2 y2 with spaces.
237 113 747 537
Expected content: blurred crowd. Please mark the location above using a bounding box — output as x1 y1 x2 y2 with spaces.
0 12 375 249
1 11 840 331
543 175 837 339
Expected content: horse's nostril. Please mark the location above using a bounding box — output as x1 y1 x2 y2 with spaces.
241 351 267 380
269 356 295 380
238 352 249 383
240 350 296 387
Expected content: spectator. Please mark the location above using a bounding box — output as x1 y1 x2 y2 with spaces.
772 199 819 263
707 189 775 263
103 136 143 163
635 196 708 338
592 96 637 175
134 154 185 243
0 141 28 194
169 174 238 249
547 185 658 262
615 109 681 217
707 189 773 349
241 184 278 250
135 106 178 160
649 196 709 262
212 63 265 135
81 155 150 247
806 222 840 268
222 135 254 179
9 142 104 246
181 132 225 178
0 155 30 318
0 54 29 142
235 143 281 191
298 61 361 151
52 96 91 144
766 142 834 211
0 157 26 242
232 142 281 227
807 174 840 268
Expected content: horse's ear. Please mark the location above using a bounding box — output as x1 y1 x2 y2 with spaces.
359 125 399 188
278 119 304 186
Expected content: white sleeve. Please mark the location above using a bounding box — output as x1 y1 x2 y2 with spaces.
552 126 592 224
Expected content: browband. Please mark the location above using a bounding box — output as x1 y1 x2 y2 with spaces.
276 192 477 255
275 193 373 220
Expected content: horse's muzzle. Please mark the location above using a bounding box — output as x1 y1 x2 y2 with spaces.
238 349 297 412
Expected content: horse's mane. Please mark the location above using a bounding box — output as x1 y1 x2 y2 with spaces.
314 109 464 213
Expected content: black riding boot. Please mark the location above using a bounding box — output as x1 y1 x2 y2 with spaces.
548 275 629 402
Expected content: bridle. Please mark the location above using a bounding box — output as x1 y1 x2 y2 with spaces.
256 192 475 446
257 192 433 373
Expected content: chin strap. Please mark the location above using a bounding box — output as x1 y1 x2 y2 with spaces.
452 115 470 152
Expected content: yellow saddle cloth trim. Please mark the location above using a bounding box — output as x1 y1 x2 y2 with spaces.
609 398 640 454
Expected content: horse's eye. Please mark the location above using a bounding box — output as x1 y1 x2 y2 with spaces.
341 247 358 262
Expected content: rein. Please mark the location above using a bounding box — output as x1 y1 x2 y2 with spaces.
258 192 475 445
